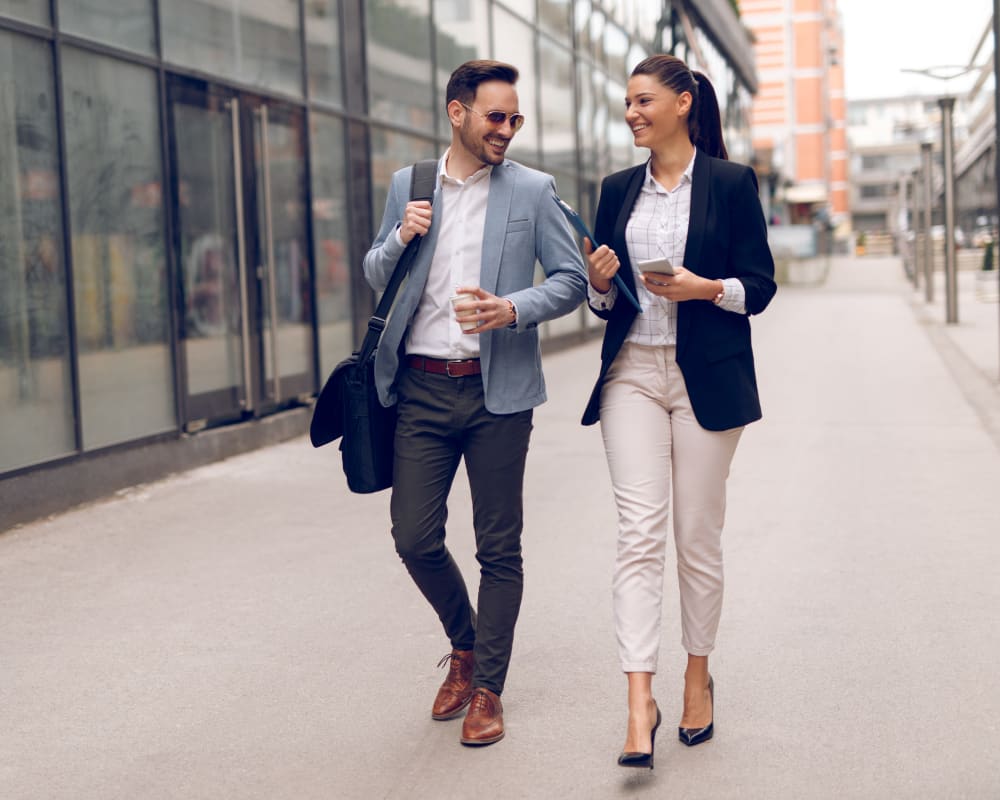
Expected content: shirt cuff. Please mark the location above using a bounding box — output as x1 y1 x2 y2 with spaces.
717 278 746 314
588 281 618 310
392 225 406 249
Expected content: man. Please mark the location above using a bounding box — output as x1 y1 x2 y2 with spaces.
363 60 587 746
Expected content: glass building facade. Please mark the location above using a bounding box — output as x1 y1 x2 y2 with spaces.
1 0 756 482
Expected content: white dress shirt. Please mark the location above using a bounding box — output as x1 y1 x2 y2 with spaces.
403 151 492 359
588 153 746 345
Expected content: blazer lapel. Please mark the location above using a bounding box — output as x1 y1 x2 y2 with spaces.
613 165 646 303
682 149 710 272
479 161 515 294
677 149 711 356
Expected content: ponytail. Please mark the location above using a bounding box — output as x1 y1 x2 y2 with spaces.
690 72 728 160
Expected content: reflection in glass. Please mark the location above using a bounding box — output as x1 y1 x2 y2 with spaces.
172 97 245 403
366 0 434 133
0 31 73 471
62 48 175 449
253 107 313 399
493 6 538 165
369 128 439 229
539 40 575 173
310 113 353 379
604 21 629 82
433 0 489 113
161 0 303 97
305 0 343 106
0 0 47 25
498 0 533 22
539 0 571 42
607 77 633 171
60 0 156 56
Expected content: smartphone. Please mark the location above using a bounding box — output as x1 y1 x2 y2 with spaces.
637 257 675 284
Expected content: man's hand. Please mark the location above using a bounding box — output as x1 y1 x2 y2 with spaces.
453 286 516 333
400 200 433 244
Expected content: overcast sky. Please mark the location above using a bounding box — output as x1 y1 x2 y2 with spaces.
837 0 992 99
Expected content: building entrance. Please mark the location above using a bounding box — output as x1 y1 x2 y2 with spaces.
168 79 314 431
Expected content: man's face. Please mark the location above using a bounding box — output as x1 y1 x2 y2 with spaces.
455 80 521 167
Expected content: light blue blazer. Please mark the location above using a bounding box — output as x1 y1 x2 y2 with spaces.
363 158 587 415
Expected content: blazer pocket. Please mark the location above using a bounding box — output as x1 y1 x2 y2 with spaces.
506 219 531 233
704 337 749 363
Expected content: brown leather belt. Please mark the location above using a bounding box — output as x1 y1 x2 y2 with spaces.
406 355 482 377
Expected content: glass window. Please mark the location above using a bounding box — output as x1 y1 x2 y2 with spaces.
60 0 156 56
305 0 343 106
539 0 571 42
369 128 438 226
604 21 628 81
61 49 175 450
0 31 73 472
493 6 538 165
161 0 303 98
0 0 47 25
496 0 533 22
434 0 490 114
607 77 632 170
539 40 574 173
310 113 352 379
366 0 435 134
589 10 606 67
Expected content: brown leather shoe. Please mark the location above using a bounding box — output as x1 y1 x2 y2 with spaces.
431 650 474 720
460 687 504 745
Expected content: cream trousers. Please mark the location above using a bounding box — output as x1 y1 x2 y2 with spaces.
600 343 743 673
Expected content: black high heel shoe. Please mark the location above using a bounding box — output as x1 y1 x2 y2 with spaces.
618 703 661 770
678 675 714 746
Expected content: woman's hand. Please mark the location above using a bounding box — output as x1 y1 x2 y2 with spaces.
400 200 432 244
584 238 619 294
639 268 722 303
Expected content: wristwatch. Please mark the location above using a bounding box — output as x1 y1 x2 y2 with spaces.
712 284 725 305
505 298 517 328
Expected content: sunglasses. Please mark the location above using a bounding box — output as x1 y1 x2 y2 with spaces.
460 102 525 132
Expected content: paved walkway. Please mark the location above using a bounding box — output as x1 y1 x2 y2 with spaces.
2 257 999 799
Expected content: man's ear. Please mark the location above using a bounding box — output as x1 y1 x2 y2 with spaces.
447 99 465 128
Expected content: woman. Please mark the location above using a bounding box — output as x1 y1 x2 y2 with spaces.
581 54 776 769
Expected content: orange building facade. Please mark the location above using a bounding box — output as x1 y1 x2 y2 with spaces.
740 0 848 227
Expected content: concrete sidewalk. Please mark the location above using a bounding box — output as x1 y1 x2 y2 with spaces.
2 257 999 799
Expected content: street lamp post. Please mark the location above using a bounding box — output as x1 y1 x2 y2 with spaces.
939 96 959 323
911 167 923 288
901 171 917 288
921 142 935 303
902 65 975 322
993 0 1000 380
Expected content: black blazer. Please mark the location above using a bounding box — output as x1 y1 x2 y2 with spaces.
582 151 777 431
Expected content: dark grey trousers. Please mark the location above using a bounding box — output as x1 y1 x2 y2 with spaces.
390 367 533 696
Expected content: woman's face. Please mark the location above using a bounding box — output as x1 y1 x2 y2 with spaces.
624 73 692 148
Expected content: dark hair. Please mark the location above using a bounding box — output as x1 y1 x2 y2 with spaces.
631 55 728 160
446 60 519 107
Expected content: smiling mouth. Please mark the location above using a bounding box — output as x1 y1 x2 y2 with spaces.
486 136 508 149
632 124 649 134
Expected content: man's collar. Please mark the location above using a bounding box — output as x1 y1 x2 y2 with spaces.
441 148 494 185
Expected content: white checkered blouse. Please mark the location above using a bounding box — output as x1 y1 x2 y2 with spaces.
588 152 746 345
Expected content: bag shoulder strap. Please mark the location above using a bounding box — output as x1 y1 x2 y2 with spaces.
359 158 438 361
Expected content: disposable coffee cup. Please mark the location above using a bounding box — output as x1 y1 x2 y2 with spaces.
450 292 479 331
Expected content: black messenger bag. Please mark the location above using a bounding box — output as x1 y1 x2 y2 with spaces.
309 159 438 493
